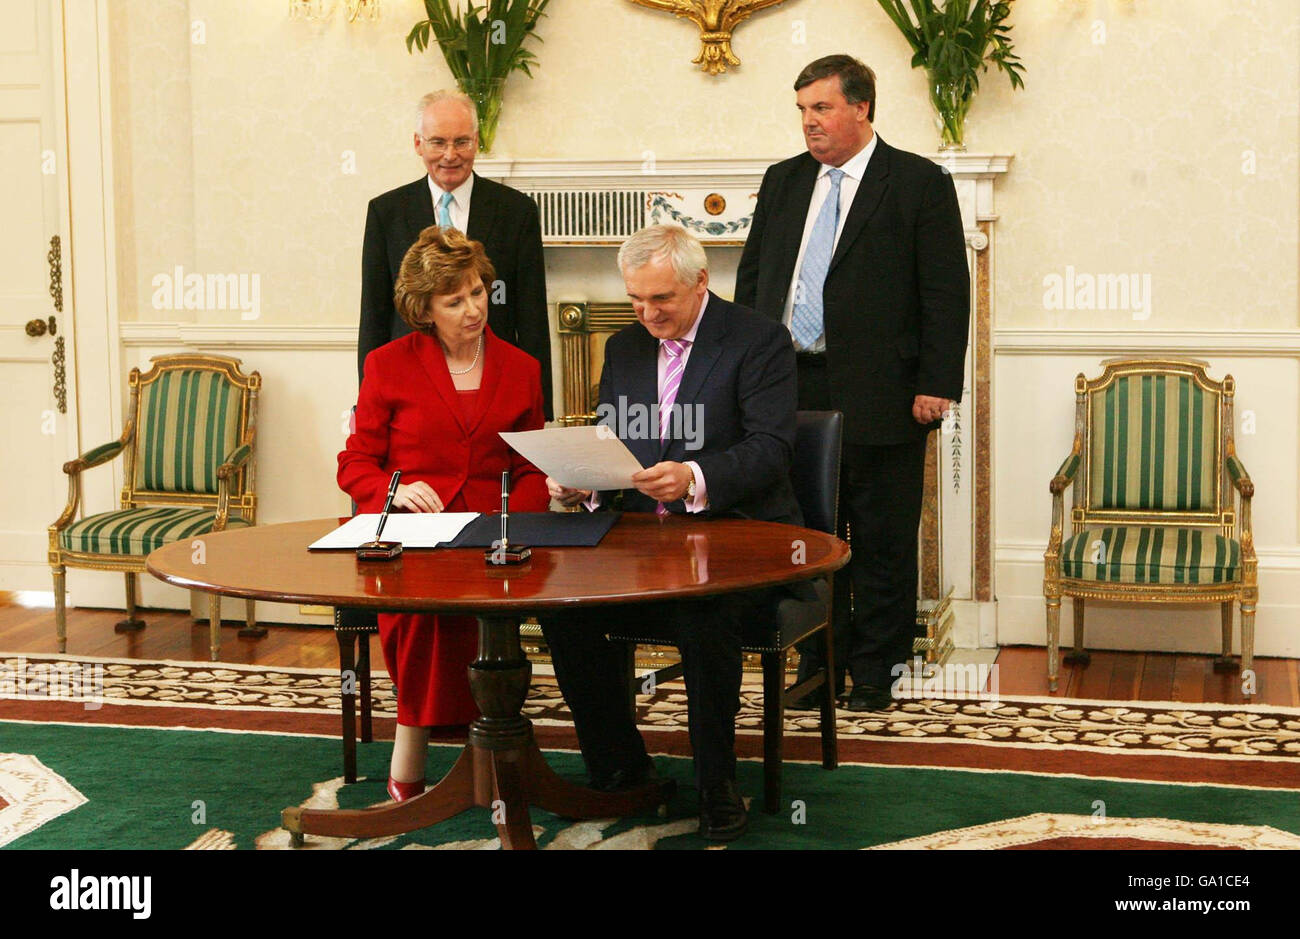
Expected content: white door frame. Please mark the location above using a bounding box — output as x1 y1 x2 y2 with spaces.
61 0 123 516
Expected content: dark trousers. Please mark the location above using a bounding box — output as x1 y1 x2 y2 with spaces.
540 591 769 787
796 354 928 691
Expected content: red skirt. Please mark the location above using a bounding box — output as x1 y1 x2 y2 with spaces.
378 611 478 727
377 491 479 728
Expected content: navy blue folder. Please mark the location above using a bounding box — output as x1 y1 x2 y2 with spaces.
444 511 620 548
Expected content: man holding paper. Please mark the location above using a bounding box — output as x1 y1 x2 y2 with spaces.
541 225 800 842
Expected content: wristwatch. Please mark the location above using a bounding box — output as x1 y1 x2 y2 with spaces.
685 466 697 500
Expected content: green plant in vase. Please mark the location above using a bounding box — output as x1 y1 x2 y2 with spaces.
407 0 551 153
875 0 1024 151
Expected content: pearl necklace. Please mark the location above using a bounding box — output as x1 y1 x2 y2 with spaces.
446 335 483 375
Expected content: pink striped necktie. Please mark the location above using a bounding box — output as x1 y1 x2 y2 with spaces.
655 338 691 516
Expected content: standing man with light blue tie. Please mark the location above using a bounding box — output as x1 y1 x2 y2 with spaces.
359 91 553 417
736 55 970 711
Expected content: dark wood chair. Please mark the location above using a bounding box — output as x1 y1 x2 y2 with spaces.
610 410 843 813
334 606 378 784
333 407 382 783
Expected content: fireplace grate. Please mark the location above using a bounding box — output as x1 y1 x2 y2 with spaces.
523 190 647 243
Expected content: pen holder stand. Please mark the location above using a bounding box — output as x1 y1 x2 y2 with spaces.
485 541 532 565
356 540 403 561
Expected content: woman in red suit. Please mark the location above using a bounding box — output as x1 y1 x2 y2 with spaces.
338 226 549 802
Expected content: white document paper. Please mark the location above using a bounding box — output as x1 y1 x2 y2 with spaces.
308 512 479 550
500 426 645 491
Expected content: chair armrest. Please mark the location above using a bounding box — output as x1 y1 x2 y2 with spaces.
1045 440 1082 560
1226 453 1253 498
216 442 253 481
213 441 254 529
62 422 133 475
1049 440 1082 494
53 421 134 533
1227 450 1256 562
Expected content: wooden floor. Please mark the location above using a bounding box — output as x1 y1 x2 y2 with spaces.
991 645 1299 706
2 596 1297 706
0 595 346 672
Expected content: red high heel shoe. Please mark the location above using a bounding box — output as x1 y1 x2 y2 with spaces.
386 777 426 802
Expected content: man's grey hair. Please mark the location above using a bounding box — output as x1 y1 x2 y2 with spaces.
415 90 478 131
618 225 708 285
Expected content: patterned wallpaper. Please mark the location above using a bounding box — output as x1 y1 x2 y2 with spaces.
109 0 1298 329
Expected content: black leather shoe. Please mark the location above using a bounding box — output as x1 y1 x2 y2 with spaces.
698 780 748 842
842 684 895 712
589 759 658 793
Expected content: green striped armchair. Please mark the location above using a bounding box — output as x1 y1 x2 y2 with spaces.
48 354 263 661
1044 358 1257 693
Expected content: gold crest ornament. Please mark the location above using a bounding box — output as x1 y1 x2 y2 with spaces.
627 0 791 75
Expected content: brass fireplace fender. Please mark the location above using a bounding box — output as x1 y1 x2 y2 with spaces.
556 301 640 426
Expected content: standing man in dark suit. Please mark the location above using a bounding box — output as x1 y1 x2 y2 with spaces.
359 90 553 418
736 54 969 712
543 225 801 842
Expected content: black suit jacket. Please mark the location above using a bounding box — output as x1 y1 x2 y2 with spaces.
735 137 970 445
359 172 553 418
597 292 801 525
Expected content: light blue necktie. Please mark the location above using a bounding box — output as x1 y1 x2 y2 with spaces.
790 168 845 350
437 191 455 229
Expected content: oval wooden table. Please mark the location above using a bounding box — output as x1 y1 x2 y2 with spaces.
147 514 850 849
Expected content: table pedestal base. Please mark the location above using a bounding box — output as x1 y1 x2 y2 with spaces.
281 614 674 850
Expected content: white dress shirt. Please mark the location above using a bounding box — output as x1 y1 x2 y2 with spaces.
428 173 474 231
782 133 879 353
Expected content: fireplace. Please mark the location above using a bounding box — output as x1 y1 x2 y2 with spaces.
480 154 1012 660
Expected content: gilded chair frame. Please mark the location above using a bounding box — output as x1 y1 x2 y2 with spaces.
1043 358 1256 692
48 353 263 660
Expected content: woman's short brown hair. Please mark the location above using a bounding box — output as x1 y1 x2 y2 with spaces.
393 225 496 333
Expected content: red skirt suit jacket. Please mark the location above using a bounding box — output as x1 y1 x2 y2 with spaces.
338 327 549 514
337 328 548 726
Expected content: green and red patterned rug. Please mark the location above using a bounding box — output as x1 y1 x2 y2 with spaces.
2 653 1299 850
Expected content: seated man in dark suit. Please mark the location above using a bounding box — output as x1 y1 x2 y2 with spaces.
541 225 800 842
